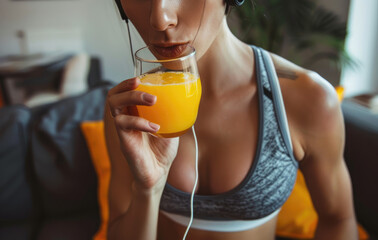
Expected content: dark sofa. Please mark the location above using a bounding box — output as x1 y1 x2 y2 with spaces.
1 81 377 240
0 83 112 240
0 55 113 240
342 99 378 240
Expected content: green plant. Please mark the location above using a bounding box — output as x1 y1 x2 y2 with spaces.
228 0 354 71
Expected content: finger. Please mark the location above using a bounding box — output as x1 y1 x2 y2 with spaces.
108 91 157 117
114 114 160 133
127 106 139 116
108 77 140 96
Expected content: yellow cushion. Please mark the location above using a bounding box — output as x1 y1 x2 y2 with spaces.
276 170 318 238
81 116 369 240
335 85 345 102
81 121 110 240
277 170 369 239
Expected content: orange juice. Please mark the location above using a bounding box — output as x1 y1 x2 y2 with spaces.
136 72 202 138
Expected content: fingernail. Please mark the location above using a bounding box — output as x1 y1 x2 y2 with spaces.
149 122 160 131
127 78 136 87
111 108 121 118
143 93 156 104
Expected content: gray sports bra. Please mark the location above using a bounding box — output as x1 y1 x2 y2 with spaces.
159 46 298 221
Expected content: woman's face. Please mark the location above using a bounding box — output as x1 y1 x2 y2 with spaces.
121 0 227 60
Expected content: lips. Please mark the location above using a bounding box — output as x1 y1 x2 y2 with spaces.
151 43 189 59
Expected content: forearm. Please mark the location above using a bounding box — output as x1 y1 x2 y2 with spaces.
108 184 163 240
314 216 358 240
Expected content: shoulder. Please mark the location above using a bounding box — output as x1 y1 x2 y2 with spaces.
269 52 344 161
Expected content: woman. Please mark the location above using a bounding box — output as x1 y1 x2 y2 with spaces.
105 0 358 239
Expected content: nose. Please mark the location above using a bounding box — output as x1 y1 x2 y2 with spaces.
150 0 178 31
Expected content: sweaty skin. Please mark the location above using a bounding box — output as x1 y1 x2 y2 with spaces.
104 0 358 239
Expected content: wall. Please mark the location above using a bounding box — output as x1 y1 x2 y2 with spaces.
0 0 141 83
340 0 378 97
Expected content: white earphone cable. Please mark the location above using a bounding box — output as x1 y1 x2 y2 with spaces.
182 125 199 240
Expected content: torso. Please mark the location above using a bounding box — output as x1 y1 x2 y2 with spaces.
158 211 278 240
157 45 302 239
168 72 259 195
158 77 278 240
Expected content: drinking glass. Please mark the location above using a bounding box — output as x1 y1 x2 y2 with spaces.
134 45 202 138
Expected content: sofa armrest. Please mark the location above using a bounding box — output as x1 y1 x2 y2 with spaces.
342 99 378 239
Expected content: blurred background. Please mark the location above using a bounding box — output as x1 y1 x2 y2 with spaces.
0 0 377 106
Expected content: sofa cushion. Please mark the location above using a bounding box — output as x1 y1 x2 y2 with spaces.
0 222 34 240
31 85 111 218
0 105 34 221
80 120 110 240
36 213 99 240
60 53 90 97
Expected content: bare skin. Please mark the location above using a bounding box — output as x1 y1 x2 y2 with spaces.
105 0 358 239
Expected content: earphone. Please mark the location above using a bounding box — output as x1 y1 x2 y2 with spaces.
227 0 245 7
114 0 128 21
114 0 245 21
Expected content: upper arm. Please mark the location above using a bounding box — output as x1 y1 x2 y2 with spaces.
104 103 133 225
289 71 355 221
270 52 357 237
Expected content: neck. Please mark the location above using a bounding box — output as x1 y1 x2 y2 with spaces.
197 18 254 98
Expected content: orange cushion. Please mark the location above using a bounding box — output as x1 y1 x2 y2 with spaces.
81 121 111 240
335 85 345 102
276 170 369 239
81 117 369 240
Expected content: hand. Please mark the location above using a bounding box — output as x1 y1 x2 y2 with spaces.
106 77 179 192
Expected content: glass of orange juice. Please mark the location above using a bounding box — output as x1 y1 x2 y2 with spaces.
134 45 202 138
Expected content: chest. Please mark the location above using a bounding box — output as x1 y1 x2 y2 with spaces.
166 87 260 195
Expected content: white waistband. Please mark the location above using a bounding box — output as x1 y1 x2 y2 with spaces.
160 208 280 232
